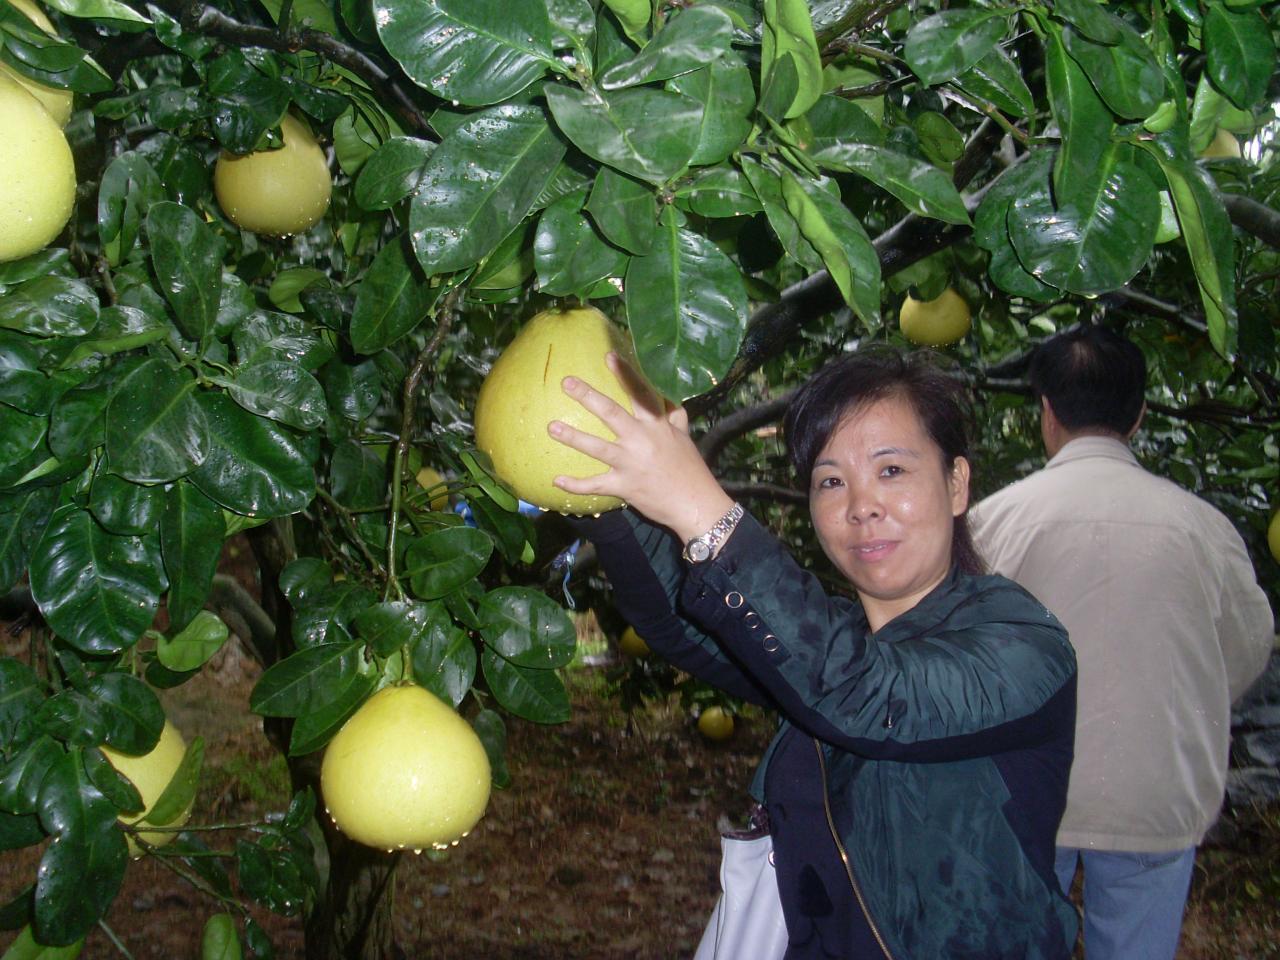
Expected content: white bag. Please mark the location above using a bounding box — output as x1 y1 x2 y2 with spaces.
692 832 789 960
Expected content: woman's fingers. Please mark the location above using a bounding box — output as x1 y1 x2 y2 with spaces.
560 374 634 432
605 352 664 419
547 417 614 461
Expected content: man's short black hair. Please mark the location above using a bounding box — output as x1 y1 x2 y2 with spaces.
1028 326 1146 435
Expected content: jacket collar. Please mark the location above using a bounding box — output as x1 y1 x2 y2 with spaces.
1044 435 1138 470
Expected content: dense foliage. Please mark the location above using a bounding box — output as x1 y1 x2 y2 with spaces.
0 0 1276 956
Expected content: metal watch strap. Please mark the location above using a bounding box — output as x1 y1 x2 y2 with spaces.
682 502 745 564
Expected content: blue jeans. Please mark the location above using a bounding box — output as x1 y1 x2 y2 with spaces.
1055 846 1196 960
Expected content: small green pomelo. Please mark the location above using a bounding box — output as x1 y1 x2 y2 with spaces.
473 305 640 516
214 113 332 236
321 684 491 852
0 72 76 263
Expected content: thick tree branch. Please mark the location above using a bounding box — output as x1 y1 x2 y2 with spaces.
1223 193 1280 248
697 390 796 468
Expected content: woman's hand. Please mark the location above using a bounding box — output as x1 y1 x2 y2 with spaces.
549 352 735 541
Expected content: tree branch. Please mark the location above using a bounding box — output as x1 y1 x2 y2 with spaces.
1223 193 1280 248
697 390 796 468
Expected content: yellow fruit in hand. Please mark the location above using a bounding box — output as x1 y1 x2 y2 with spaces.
321 684 491 852
1199 128 1242 160
899 288 972 347
473 304 641 516
697 706 735 741
415 465 450 511
100 720 193 858
0 0 73 126
1268 509 1280 564
214 113 332 236
0 73 76 263
619 626 650 657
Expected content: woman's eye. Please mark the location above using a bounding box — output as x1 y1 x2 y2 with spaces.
880 464 904 478
816 476 842 489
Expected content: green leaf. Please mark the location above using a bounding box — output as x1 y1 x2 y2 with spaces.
544 84 703 185
534 191 628 298
759 0 822 119
60 304 170 368
352 601 428 658
287 671 373 755
104 358 207 484
624 207 748 402
235 835 312 916
1062 24 1164 119
0 277 99 338
33 750 127 946
250 642 363 718
189 392 316 519
291 582 375 649
350 236 442 354
779 171 881 328
0 735 62 815
0 487 56 594
29 502 166 655
268 268 328 315
600 0 648 43
410 103 566 276
739 156 822 273
88 472 162 536
1008 147 1159 297
160 480 224 632
957 48 1035 119
471 709 510 789
480 649 570 723
201 913 243 960
410 601 476 707
0 658 44 756
585 168 658 255
674 165 762 218
903 9 1007 86
222 362 326 431
86 672 163 755
0 817 44 854
0 335 66 415
666 52 756 167
145 736 202 826
1050 0 1122 43
404 526 494 600
97 152 163 266
0 406 46 486
600 5 733 89
328 440 384 510
809 142 969 226
353 136 434 211
478 586 575 668
1203 2 1275 109
1045 30 1114 208
374 0 554 106
157 611 228 672
146 202 224 343
797 93 883 153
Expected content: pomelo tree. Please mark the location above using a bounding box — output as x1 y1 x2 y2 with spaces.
0 0 1276 957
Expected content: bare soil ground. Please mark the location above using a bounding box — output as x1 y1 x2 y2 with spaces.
2 616 1277 958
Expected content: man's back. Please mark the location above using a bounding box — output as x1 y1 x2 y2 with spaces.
971 436 1273 852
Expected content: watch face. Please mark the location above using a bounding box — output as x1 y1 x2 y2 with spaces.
687 540 712 563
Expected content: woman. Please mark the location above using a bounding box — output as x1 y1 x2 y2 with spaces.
550 347 1078 959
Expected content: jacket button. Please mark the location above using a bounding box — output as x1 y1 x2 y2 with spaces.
743 611 760 628
725 591 744 608
763 634 780 652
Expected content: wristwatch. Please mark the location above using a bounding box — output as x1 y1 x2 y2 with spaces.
682 502 745 564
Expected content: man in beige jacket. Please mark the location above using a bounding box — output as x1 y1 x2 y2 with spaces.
970 326 1274 960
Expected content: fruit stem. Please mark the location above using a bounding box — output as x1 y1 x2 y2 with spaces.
385 289 459 602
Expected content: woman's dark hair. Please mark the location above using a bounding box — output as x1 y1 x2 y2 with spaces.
1028 326 1146 435
783 346 984 576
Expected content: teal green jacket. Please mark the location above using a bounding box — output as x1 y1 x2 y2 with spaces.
584 509 1079 959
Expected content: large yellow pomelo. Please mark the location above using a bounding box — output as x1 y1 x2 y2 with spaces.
320 683 491 852
0 72 75 263
899 288 972 347
1268 509 1279 564
473 305 639 516
0 0 73 126
100 720 193 858
214 113 332 236
415 465 450 511
1199 128 1242 160
697 705 734 741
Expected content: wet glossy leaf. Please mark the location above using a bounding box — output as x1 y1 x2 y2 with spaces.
354 137 434 212
98 152 163 266
600 0 647 43
798 94 883 153
1203 2 1275 109
146 202 223 343
478 586 575 668
0 406 46 486
585 168 658 256
60 304 170 368
0 487 56 594
0 658 43 756
600 5 732 89
353 601 427 658
233 312 333 370
288 670 374 755
0 814 43 852
480 649 570 723
250 642 364 718
759 0 822 119
1062 25 1164 119
160 480 224 632
809 141 968 226
674 165 762 218
903 9 1007 86
471 709 510 788
350 236 441 354
157 611 229 672
201 913 243 960
103 358 206 484
375 0 554 106
1045 31 1114 208
189 392 315 518
235 835 311 916
410 602 476 707
88 472 162 536
410 104 566 276
0 736 62 816
667 52 755 167
29 502 166 655
740 157 823 273
146 735 202 826
405 526 493 600
0 277 98 338
957 48 1034 118
221 362 326 431
544 84 702 185
1051 0 1122 43
85 672 163 755
534 191 628 297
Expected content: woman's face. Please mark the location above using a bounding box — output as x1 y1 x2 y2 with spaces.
808 394 970 632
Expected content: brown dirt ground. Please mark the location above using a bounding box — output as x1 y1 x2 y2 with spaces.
1 569 1277 958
